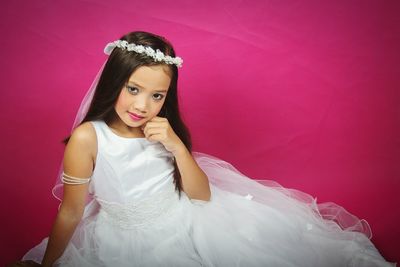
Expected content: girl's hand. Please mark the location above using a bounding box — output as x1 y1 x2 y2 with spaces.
7 260 42 267
141 116 186 156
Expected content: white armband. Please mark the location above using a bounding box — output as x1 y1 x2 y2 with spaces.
62 172 91 185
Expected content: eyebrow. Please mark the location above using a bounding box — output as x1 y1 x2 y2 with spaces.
127 81 168 93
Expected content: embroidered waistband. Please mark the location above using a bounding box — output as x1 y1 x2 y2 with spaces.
97 188 179 230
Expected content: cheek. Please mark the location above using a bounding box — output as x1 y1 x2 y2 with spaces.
147 102 165 117
155 100 166 112
115 92 129 111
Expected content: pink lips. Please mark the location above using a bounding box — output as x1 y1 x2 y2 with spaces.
128 112 144 121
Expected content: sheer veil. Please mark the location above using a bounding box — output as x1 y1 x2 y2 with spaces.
51 60 107 204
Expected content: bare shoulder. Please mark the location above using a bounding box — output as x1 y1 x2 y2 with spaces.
64 121 98 172
70 121 97 145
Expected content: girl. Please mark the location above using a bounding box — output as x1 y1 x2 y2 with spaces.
13 31 395 266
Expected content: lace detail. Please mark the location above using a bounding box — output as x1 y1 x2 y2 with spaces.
97 187 179 230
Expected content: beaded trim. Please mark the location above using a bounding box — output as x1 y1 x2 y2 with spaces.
97 187 179 229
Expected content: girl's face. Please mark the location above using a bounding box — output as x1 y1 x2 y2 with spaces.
113 65 172 132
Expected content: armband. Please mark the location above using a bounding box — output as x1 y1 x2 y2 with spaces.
62 172 91 185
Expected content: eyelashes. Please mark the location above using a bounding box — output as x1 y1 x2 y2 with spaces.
125 85 165 101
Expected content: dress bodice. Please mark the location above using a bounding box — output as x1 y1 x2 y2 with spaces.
88 120 176 202
87 120 179 229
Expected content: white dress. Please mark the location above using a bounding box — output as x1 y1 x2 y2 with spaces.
23 120 396 267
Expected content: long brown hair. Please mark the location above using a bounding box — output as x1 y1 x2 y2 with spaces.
63 31 191 198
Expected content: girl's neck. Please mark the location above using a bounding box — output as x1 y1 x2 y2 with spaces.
106 118 145 138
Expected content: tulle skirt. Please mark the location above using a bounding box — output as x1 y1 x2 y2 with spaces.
23 152 396 267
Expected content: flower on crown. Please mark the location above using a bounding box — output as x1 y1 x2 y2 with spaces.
104 40 183 68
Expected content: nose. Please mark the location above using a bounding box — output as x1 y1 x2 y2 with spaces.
133 95 148 114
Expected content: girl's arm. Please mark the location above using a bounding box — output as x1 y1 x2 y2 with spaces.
173 146 211 202
142 117 211 201
41 122 96 267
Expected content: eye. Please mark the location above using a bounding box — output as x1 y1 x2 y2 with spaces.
153 93 165 101
126 85 138 94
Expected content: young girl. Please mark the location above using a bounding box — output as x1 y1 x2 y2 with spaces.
14 31 395 267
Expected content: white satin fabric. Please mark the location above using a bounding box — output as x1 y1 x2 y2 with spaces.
22 120 396 267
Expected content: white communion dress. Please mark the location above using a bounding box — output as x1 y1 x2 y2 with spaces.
23 120 396 267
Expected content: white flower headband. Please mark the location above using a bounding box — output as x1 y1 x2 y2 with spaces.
104 40 183 68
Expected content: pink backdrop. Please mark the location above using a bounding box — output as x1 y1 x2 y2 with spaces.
1 0 399 265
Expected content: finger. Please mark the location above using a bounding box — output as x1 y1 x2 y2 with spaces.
21 261 36 266
147 133 163 142
26 261 41 267
144 127 165 138
149 116 167 122
143 122 167 133
8 261 32 267
142 122 156 129
6 261 23 267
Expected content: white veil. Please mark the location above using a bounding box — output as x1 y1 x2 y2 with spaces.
51 60 107 204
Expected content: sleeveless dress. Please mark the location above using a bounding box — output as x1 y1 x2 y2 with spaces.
22 120 396 266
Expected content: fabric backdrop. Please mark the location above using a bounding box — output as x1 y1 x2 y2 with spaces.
0 0 399 265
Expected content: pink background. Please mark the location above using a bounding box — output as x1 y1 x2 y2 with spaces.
1 0 399 265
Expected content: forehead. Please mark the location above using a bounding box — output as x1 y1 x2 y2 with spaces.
128 65 172 90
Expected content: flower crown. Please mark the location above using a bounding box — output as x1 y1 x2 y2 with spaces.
104 40 183 68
